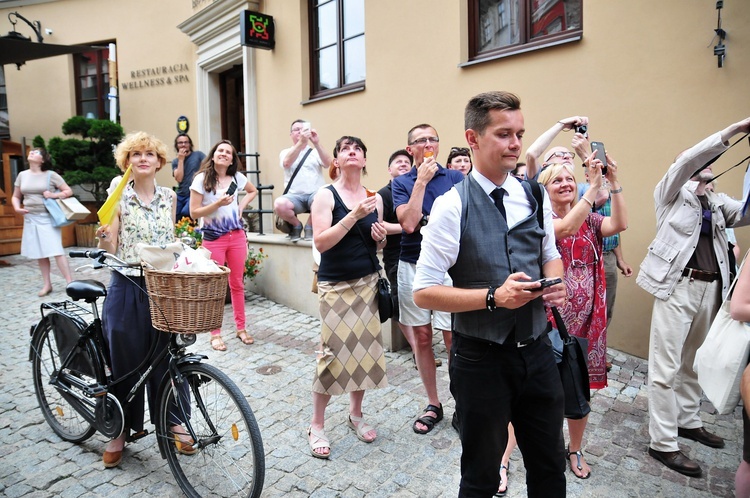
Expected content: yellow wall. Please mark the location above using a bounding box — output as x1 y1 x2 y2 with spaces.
253 0 750 358
3 0 199 185
3 0 749 358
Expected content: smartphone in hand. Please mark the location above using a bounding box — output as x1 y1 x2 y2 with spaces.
590 141 607 174
226 181 238 196
525 277 563 291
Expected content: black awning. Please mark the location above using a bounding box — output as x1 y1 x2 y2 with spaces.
0 34 98 67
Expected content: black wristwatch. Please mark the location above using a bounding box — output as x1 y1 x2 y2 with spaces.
419 215 429 227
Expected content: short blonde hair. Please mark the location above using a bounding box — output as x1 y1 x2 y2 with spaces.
114 131 168 172
537 162 580 209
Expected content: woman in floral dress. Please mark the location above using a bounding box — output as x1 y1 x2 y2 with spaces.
538 149 627 479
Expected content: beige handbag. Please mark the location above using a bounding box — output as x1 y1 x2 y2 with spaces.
57 197 91 220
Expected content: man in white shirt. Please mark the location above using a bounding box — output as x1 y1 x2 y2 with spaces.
413 91 567 497
274 119 333 241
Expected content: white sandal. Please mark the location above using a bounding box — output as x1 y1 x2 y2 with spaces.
307 426 330 459
347 414 376 443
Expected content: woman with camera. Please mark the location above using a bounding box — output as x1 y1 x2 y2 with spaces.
190 140 257 351
306 136 388 459
535 143 628 480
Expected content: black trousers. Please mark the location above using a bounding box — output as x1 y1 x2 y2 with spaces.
450 332 566 498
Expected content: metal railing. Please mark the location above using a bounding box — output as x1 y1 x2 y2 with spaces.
238 152 274 235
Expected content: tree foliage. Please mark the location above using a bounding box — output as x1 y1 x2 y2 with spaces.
42 117 124 203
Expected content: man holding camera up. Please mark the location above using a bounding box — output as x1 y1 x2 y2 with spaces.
274 119 333 241
638 116 750 477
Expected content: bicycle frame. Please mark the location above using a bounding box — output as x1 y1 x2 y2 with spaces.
28 260 207 444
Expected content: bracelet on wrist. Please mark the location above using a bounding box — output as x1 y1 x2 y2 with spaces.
610 187 623 194
486 286 497 312
581 196 594 207
339 221 352 231
378 237 386 244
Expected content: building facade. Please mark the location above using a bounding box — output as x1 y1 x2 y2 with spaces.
2 0 749 357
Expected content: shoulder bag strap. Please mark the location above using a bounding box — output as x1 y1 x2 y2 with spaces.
282 148 313 196
329 186 381 276
550 306 570 340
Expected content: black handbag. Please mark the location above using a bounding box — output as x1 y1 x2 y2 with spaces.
375 274 393 323
550 306 591 420
275 148 313 233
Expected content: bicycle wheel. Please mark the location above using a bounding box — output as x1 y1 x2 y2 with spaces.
157 362 265 498
30 316 97 443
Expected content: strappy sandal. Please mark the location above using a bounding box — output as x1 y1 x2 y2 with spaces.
495 462 509 496
347 414 376 443
236 329 254 345
210 335 227 351
567 448 591 479
412 403 443 434
307 426 330 459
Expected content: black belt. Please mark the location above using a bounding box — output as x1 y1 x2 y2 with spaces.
682 268 719 282
453 331 539 348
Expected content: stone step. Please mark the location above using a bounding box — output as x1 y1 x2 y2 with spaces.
0 214 23 227
0 238 21 256
0 226 23 239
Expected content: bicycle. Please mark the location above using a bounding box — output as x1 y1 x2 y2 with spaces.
28 248 265 498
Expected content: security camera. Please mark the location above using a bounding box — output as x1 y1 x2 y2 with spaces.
45 28 53 35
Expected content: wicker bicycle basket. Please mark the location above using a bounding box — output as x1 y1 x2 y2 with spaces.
143 265 230 334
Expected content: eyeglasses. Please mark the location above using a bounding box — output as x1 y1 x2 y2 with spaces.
410 136 440 145
570 233 599 268
450 147 469 154
546 151 575 161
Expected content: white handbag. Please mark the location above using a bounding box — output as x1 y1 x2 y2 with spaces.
694 252 750 415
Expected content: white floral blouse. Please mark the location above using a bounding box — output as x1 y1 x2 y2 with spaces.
117 183 174 273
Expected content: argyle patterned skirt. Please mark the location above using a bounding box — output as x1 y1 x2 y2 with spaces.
312 272 388 396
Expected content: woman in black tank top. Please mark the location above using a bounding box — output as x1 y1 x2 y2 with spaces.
305 136 389 460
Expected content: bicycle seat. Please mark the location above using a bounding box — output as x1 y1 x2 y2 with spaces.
67 280 107 301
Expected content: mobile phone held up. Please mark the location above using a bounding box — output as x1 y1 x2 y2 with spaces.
226 181 238 196
301 121 311 133
590 141 607 175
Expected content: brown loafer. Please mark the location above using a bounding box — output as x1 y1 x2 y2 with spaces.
103 449 123 468
648 448 702 477
678 427 725 448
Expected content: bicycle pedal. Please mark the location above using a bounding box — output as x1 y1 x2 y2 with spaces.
83 384 108 397
127 430 149 442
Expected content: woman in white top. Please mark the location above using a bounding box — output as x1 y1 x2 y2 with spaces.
11 147 73 296
190 140 258 351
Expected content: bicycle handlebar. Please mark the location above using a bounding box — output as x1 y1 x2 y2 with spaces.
69 249 106 259
69 249 137 269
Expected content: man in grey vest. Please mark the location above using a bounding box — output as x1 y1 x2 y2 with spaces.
414 91 567 497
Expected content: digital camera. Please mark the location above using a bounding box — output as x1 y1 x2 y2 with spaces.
575 124 588 135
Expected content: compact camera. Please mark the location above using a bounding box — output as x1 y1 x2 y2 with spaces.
575 124 588 135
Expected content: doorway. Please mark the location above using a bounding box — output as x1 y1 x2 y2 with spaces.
220 65 245 156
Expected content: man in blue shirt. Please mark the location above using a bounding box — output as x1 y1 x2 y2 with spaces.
172 133 206 220
392 124 464 434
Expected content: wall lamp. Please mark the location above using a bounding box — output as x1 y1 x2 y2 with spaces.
7 11 44 43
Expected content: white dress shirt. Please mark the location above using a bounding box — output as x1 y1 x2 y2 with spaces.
413 170 560 292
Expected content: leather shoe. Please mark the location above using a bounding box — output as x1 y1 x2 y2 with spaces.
102 449 123 468
648 448 702 477
678 427 725 448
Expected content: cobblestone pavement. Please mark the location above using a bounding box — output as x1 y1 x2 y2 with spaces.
0 249 743 497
